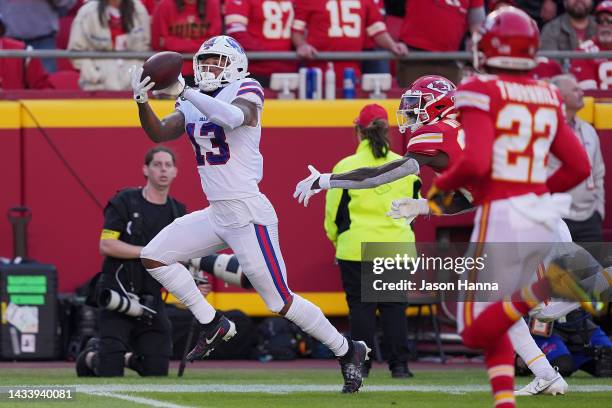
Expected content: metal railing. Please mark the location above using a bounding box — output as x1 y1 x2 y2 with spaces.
1 49 612 61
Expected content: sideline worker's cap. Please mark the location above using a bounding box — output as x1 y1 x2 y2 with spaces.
354 104 388 127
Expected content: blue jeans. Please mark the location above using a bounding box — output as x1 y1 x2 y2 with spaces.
25 35 57 73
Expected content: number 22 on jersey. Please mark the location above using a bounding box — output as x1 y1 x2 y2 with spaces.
186 122 231 166
493 104 557 183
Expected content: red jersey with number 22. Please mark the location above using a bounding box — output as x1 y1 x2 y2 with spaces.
449 75 566 204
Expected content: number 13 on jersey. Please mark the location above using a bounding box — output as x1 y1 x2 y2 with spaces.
186 122 231 166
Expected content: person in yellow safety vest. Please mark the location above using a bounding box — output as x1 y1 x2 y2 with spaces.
324 104 420 379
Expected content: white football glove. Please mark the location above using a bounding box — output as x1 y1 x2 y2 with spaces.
153 74 186 99
387 197 430 224
293 165 330 207
129 65 155 104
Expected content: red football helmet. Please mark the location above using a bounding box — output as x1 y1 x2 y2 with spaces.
474 6 539 71
396 75 456 133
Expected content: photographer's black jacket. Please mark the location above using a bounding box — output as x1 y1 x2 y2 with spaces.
98 187 187 297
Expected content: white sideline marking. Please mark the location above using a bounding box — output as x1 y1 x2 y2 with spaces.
85 391 194 408
70 384 612 395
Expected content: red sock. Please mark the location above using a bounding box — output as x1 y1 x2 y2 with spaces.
461 279 551 349
485 334 515 408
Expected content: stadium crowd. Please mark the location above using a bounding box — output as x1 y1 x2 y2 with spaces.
0 0 611 91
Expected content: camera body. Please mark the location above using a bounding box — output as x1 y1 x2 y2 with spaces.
98 289 157 323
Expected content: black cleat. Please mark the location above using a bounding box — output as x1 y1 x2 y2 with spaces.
186 316 237 362
75 337 99 377
338 340 371 393
390 362 414 379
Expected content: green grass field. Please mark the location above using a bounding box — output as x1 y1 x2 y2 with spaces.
0 367 611 407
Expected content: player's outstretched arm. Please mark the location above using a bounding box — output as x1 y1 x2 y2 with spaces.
129 65 185 142
326 157 420 189
293 157 420 206
138 106 185 143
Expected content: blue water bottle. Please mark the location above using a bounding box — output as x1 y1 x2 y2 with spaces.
343 67 356 99
306 68 316 99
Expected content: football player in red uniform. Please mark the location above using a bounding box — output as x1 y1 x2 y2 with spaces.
293 75 457 207
293 74 572 397
570 1 612 90
428 7 594 407
291 0 407 86
225 0 297 86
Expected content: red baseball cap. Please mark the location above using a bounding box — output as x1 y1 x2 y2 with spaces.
354 104 388 127
596 1 612 15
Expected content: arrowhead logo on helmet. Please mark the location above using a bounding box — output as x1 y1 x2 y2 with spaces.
396 75 457 134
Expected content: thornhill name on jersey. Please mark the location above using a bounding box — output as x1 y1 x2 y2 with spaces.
496 80 561 106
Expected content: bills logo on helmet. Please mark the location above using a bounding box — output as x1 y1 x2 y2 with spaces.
225 36 245 54
201 37 217 50
426 80 454 93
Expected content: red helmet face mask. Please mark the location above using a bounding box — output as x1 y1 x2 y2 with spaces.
474 6 540 71
396 75 456 133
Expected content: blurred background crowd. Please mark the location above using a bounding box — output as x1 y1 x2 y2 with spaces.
1 0 611 92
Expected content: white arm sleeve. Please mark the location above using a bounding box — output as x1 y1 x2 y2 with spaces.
183 88 245 130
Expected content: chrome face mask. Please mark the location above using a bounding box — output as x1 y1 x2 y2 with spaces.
396 92 431 133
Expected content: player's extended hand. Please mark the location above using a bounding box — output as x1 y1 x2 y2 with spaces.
129 65 155 104
293 165 328 207
153 74 186 98
387 198 430 224
426 184 454 216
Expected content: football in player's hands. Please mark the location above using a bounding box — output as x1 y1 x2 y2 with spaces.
141 51 183 90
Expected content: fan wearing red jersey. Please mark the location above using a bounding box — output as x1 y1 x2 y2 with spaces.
225 0 297 86
569 1 612 90
428 8 593 408
151 0 222 82
398 0 485 86
291 0 407 86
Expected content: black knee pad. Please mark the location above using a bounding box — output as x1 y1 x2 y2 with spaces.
551 354 575 377
95 337 128 377
130 354 170 377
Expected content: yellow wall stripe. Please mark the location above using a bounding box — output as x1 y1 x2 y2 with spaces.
164 291 435 317
0 97 603 130
0 102 21 129
1 99 400 129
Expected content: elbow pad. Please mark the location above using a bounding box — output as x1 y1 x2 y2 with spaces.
183 88 245 130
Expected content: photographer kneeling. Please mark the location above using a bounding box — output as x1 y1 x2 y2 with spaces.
76 146 187 377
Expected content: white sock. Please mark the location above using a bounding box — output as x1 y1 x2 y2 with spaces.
124 352 133 367
509 319 557 380
285 294 348 357
147 263 216 324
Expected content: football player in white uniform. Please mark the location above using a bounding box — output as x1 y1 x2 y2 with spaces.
128 35 369 393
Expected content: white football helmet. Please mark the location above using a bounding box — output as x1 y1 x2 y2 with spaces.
193 35 249 92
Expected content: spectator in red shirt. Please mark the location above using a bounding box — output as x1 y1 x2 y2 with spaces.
291 0 407 87
398 0 485 87
225 0 297 87
570 0 612 89
0 12 53 89
151 0 222 85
